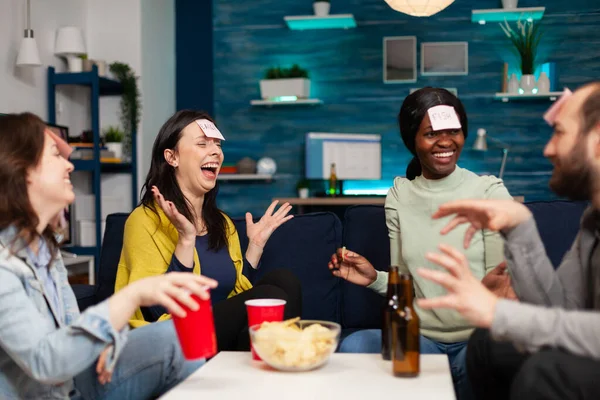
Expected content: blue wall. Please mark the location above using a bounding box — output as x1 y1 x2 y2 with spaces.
178 0 600 217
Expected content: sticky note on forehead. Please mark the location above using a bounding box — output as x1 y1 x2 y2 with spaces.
427 105 462 131
46 130 73 158
543 89 573 126
195 119 226 141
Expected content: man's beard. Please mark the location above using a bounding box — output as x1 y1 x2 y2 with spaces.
549 141 595 201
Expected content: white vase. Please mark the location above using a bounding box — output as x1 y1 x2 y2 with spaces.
298 188 309 199
520 74 537 94
105 142 123 160
313 1 330 16
501 0 518 9
508 74 519 94
537 72 550 94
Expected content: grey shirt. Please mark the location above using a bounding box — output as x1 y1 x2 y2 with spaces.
492 208 600 359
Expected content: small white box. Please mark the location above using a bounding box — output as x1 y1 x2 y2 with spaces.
76 220 106 246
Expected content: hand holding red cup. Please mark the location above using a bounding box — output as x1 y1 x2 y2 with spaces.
172 292 218 360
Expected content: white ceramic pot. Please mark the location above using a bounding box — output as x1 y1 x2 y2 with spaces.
82 59 94 72
520 74 537 94
537 72 550 94
95 60 107 76
105 142 123 160
66 55 83 72
298 188 309 199
502 0 518 9
508 73 519 94
259 78 311 100
313 1 330 16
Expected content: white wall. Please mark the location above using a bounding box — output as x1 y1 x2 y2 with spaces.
0 0 89 133
141 0 176 187
1 0 176 224
85 0 142 210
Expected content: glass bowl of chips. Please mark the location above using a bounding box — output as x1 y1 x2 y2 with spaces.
249 318 341 372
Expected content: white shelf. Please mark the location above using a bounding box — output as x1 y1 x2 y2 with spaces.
494 92 562 102
472 7 545 24
218 174 273 181
250 99 323 107
284 14 356 30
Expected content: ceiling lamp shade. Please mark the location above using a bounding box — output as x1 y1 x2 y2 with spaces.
384 0 455 17
16 35 41 66
16 0 41 67
54 27 86 55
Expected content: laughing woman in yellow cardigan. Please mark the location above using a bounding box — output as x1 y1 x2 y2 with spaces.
115 110 302 351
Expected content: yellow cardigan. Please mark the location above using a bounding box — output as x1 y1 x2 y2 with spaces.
114 204 253 328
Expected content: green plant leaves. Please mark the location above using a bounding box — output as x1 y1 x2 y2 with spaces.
264 64 309 79
109 62 141 136
499 20 543 75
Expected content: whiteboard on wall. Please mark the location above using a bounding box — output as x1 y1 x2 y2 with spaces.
305 132 382 180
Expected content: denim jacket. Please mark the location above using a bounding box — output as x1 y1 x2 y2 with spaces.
0 227 128 399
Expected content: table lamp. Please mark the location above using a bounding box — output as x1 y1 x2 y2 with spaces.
473 128 509 180
54 27 86 72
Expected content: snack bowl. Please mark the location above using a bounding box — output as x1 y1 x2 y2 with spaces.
249 319 341 372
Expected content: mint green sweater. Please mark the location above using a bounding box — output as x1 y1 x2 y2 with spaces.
368 166 512 342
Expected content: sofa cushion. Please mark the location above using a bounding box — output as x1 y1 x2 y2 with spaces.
70 284 97 312
341 205 389 329
95 213 129 303
524 200 588 268
233 211 343 324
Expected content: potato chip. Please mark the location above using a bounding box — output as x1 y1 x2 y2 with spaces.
251 319 339 370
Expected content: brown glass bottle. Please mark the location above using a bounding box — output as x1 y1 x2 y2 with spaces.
328 163 338 197
391 273 420 377
381 265 400 360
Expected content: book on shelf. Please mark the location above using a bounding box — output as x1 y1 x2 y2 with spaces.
71 148 115 160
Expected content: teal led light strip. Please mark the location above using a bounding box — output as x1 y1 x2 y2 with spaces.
284 14 357 30
471 7 545 24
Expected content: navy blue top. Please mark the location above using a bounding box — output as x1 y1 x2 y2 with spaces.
172 235 237 302
141 234 257 322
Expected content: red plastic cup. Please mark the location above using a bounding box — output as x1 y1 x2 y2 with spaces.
245 299 286 361
172 293 217 360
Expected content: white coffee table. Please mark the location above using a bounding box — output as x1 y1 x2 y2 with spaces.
161 352 455 400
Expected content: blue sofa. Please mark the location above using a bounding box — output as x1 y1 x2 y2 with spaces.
74 201 588 339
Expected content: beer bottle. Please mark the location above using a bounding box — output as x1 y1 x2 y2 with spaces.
391 273 420 377
382 265 400 360
328 163 338 197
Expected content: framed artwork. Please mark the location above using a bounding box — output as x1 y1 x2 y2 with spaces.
410 87 458 97
46 122 69 141
421 42 469 76
383 36 417 83
46 122 71 245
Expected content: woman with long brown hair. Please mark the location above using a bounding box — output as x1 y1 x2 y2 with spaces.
114 110 303 351
0 112 216 399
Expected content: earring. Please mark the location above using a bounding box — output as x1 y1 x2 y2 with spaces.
173 163 178 168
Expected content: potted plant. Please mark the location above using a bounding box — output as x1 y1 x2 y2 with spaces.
313 0 331 16
259 64 310 100
500 20 543 94
296 178 310 199
109 62 141 160
103 126 124 160
79 54 94 72
501 0 518 9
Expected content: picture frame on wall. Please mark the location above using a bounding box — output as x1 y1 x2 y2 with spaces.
46 122 69 142
421 42 469 76
46 122 72 246
383 36 417 84
410 87 458 97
